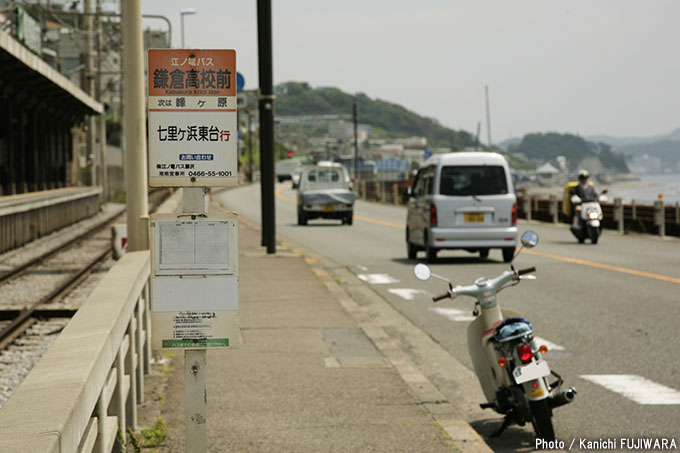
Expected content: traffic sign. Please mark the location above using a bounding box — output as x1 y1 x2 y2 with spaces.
147 49 238 187
236 71 245 93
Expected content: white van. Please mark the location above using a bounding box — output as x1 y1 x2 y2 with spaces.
406 152 517 262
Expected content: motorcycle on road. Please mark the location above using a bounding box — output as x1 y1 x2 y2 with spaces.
413 231 576 440
570 190 608 244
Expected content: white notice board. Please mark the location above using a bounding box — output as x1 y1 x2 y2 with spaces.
150 212 239 350
153 218 235 275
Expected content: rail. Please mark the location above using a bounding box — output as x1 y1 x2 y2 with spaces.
0 251 151 452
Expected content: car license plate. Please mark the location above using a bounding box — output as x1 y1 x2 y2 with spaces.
464 212 484 223
322 205 335 212
513 360 551 384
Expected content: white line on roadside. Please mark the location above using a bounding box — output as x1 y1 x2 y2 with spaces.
357 273 400 284
357 265 368 271
534 336 565 351
388 288 425 300
430 307 476 322
581 375 680 405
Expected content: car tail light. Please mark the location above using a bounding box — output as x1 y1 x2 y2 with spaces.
511 203 517 225
517 343 533 363
430 203 438 227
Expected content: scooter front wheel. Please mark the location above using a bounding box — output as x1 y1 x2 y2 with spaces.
529 399 555 441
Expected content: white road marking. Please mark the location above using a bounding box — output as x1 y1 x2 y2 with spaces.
357 265 368 271
534 336 565 351
388 288 425 300
581 375 680 405
357 273 400 284
430 307 476 322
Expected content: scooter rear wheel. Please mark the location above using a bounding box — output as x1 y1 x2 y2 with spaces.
529 399 555 441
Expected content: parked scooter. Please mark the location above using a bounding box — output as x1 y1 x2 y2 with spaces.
413 231 575 440
570 190 608 244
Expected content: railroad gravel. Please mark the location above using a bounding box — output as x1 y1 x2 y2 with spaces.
0 319 70 408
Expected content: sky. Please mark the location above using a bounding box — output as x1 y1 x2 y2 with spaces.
135 0 680 144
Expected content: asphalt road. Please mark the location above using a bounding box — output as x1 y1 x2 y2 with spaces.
216 183 680 451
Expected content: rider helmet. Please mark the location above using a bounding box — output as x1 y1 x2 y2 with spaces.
578 169 589 180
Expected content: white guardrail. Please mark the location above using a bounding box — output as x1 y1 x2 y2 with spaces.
0 189 181 452
0 250 151 452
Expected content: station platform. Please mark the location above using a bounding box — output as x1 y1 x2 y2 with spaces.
0 187 102 254
141 206 491 452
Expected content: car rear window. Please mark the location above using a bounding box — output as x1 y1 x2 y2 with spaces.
302 167 346 190
439 165 508 196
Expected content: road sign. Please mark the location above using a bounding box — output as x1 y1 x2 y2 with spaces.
236 71 245 93
148 49 238 187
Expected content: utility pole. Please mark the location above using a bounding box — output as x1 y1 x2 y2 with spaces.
121 0 149 252
353 97 358 180
248 110 253 182
485 85 492 148
85 0 96 185
96 0 107 200
257 0 275 254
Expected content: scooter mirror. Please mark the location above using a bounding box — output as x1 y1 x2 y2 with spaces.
521 231 539 248
413 263 431 281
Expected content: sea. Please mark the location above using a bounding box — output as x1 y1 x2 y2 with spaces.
606 173 680 205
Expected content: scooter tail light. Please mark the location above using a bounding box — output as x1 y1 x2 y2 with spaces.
517 343 533 363
430 203 438 227
539 345 548 355
497 357 507 367
511 203 517 225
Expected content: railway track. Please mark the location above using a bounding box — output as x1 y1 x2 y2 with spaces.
0 188 170 407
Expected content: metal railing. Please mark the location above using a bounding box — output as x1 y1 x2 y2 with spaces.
0 251 151 452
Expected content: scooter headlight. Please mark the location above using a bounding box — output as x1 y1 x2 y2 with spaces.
586 209 600 220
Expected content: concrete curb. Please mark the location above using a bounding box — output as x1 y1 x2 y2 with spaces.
234 215 493 453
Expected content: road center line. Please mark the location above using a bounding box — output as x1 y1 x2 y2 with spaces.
523 249 680 285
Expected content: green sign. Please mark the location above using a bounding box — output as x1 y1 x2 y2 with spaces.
162 338 230 349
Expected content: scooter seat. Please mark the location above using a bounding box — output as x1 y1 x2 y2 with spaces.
494 317 533 343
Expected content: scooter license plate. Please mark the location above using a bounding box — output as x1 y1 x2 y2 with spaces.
513 360 550 384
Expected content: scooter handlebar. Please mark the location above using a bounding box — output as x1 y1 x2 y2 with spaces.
517 267 536 276
432 292 450 302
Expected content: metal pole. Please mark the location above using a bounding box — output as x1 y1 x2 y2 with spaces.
248 110 253 182
121 0 149 251
85 0 96 186
183 187 209 453
485 85 492 147
181 13 185 48
96 0 107 200
257 0 276 254
353 97 358 181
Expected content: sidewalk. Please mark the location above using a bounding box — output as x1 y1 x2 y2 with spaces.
141 215 491 452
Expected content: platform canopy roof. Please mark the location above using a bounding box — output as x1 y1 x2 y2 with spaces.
0 29 103 118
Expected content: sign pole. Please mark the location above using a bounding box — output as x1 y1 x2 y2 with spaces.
182 187 208 452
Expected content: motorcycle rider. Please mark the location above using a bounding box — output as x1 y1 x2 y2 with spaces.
569 169 599 237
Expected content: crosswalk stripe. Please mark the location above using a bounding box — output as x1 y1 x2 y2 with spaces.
357 273 400 284
581 375 680 405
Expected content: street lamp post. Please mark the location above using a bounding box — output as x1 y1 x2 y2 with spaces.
180 8 196 48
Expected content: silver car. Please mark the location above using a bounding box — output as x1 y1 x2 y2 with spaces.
406 152 518 262
297 162 355 225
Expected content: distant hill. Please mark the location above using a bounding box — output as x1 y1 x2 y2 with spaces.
586 127 680 148
509 132 629 173
274 82 476 151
